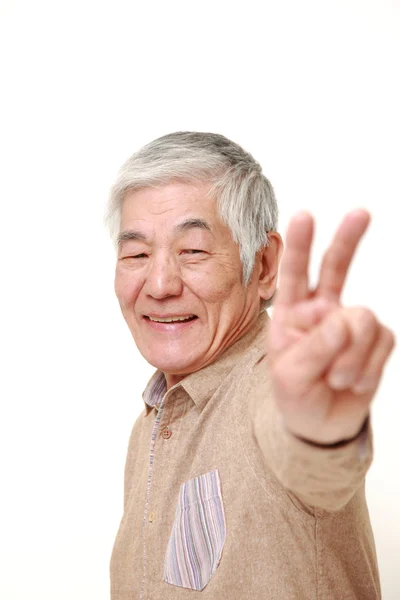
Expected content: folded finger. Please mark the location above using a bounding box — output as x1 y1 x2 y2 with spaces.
351 326 396 394
274 297 335 332
273 310 350 389
326 307 379 390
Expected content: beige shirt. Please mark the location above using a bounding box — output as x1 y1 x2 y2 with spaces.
110 311 380 599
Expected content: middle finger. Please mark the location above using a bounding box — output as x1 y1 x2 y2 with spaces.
314 210 370 302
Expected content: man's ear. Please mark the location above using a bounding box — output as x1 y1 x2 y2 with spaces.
257 232 284 301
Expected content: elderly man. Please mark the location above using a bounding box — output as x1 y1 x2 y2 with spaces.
106 132 394 599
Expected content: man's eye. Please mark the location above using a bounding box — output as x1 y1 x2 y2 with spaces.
183 249 204 254
123 253 147 259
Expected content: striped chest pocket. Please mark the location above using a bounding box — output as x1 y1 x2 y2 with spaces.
163 469 226 591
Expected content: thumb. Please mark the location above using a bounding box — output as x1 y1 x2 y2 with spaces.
278 311 350 387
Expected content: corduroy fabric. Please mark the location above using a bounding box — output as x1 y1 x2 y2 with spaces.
110 311 381 599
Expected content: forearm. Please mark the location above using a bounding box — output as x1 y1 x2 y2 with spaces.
252 395 373 512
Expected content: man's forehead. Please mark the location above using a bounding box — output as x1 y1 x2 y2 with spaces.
123 180 213 205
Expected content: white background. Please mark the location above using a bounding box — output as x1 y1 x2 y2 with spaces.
0 0 399 598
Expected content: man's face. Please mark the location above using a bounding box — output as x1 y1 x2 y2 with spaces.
115 181 263 387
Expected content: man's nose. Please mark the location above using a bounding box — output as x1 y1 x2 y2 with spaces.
143 254 183 299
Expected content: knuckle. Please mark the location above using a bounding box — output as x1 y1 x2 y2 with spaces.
352 306 377 332
331 354 362 378
315 296 335 313
383 327 396 350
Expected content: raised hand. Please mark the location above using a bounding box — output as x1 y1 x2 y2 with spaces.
268 210 395 445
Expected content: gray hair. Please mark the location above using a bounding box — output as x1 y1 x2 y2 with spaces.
106 131 278 292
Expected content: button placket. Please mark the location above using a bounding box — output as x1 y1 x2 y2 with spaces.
157 390 187 471
159 389 180 441
146 391 191 597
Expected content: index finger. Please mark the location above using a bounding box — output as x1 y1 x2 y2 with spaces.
314 210 370 301
276 212 314 305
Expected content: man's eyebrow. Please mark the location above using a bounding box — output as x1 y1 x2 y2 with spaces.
117 230 147 245
117 219 213 246
173 218 213 234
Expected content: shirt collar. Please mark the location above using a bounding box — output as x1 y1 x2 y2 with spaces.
142 310 269 415
143 369 167 409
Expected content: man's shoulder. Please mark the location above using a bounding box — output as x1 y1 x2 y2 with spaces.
223 339 271 408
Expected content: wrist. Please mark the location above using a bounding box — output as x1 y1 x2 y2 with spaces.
291 416 369 448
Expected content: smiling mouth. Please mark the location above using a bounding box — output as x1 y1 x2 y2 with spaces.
144 315 198 323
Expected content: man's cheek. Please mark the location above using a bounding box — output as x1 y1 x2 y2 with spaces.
204 277 238 302
188 268 238 302
115 276 140 307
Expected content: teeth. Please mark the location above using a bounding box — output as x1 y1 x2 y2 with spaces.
148 315 195 323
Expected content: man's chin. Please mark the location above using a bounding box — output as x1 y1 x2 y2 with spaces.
143 353 198 378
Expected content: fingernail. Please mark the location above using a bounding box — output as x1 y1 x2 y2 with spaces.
329 372 354 390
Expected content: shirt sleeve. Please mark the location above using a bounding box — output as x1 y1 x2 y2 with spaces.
250 360 374 512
